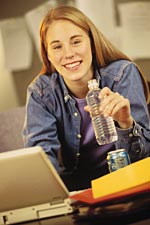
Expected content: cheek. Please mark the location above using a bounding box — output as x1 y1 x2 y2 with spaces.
84 48 93 63
47 51 60 66
81 43 92 60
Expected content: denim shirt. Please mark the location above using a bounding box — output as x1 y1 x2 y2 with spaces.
23 60 150 172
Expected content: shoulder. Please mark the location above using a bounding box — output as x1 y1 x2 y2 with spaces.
100 59 137 81
28 72 60 97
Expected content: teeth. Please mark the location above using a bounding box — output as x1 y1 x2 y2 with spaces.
65 62 80 68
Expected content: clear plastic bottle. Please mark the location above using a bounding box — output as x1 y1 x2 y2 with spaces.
86 79 118 145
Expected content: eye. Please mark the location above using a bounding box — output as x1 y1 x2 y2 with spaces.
52 44 62 50
72 39 82 46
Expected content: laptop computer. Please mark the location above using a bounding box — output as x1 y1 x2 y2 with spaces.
0 146 75 224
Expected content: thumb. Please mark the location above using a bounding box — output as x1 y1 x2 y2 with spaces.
84 105 90 112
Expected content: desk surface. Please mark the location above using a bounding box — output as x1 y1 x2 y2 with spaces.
19 211 150 225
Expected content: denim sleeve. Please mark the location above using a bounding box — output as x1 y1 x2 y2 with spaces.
114 63 150 162
116 121 150 162
23 86 60 172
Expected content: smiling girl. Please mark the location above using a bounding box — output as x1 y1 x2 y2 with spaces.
23 6 150 191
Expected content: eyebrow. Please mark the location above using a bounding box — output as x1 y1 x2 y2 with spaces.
50 34 83 45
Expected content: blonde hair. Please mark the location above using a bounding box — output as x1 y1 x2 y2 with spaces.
39 5 149 103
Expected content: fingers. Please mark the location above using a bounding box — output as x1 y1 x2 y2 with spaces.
111 98 130 116
100 92 126 116
99 87 113 99
103 98 130 117
99 88 131 119
84 87 131 125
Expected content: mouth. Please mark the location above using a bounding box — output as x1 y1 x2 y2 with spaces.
63 61 82 70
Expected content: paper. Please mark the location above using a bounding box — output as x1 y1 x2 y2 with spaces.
0 17 32 71
92 157 150 199
118 1 150 59
70 182 150 205
24 0 58 60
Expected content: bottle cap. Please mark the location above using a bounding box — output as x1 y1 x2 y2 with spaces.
88 79 98 89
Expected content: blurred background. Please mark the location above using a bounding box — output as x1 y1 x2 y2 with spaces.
0 0 150 112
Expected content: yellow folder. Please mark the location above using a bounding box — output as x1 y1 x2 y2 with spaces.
92 157 150 199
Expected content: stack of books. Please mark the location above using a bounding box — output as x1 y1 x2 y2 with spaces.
70 157 150 222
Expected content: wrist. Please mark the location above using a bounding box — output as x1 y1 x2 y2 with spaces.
117 117 134 129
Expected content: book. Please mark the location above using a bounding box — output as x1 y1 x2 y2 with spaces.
70 157 150 206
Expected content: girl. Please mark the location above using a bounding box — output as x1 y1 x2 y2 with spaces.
23 6 150 190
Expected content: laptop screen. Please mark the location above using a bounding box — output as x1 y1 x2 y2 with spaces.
0 146 69 213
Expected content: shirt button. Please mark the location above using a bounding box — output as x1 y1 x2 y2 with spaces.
77 134 82 139
64 96 68 101
129 133 133 137
134 129 139 135
136 149 140 153
74 112 78 116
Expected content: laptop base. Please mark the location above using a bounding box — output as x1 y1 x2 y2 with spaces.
0 198 74 224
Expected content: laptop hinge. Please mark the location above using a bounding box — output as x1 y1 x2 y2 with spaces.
0 199 74 225
50 197 64 205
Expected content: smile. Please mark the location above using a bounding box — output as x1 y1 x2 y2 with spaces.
64 61 81 69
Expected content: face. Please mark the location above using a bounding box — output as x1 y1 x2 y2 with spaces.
46 20 93 85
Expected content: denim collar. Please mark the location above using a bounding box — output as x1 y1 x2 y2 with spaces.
58 67 101 103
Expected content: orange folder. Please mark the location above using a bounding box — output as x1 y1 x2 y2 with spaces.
70 157 150 205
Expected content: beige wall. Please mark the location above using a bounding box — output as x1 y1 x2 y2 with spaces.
0 0 47 111
0 32 19 111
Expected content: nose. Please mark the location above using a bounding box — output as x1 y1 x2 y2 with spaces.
64 44 75 59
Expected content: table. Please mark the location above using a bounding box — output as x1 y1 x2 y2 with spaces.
17 209 150 225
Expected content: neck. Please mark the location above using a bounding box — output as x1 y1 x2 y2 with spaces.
65 78 93 99
70 84 89 99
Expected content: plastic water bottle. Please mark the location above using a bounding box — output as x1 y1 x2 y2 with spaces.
86 79 118 145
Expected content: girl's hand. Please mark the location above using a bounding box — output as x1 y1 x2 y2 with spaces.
85 87 133 129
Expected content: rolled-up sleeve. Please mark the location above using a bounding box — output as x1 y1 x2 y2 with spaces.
114 63 150 162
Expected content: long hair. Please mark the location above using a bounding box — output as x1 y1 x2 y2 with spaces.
39 5 149 103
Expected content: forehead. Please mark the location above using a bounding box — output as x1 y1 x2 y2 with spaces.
46 19 88 41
